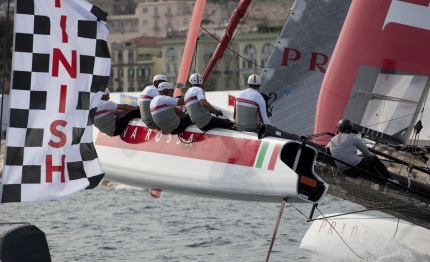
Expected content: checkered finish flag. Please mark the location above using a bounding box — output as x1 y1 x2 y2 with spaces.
0 0 110 203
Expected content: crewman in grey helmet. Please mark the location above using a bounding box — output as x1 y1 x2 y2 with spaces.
328 119 391 179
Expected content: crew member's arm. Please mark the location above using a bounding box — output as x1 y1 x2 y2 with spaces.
176 82 187 106
117 104 139 111
354 136 372 157
256 95 271 125
199 99 218 113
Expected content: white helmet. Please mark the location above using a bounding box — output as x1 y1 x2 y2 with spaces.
153 74 168 83
158 82 174 91
247 74 261 85
189 73 203 85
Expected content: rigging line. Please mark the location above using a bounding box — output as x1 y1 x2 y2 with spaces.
257 0 271 34
193 38 198 74
352 89 419 104
287 202 310 220
177 130 208 145
307 208 389 222
201 2 224 23
316 207 365 260
362 112 417 129
393 218 400 239
248 201 305 220
198 27 267 70
0 0 11 140
200 1 260 86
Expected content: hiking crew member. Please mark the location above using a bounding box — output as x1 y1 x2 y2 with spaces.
150 82 192 134
138 74 168 129
184 73 234 131
94 88 141 136
234 74 271 132
328 119 391 179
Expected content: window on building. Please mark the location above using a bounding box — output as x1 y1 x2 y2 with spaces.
118 51 123 64
166 48 177 61
118 68 124 80
242 59 257 69
143 20 148 28
137 67 144 80
243 44 257 69
128 51 134 64
262 43 273 55
244 44 257 57
128 68 134 80
143 7 147 14
154 7 158 15
183 17 188 26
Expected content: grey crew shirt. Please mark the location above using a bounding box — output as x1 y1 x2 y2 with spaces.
328 133 372 171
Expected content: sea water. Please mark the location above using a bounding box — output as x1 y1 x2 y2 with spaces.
0 185 429 261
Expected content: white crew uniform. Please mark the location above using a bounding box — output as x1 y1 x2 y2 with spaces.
234 88 271 132
94 100 118 136
138 85 159 129
184 86 212 129
150 95 180 134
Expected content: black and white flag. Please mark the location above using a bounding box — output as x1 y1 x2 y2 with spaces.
0 0 110 202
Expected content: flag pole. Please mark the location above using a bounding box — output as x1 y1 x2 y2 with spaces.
0 0 11 141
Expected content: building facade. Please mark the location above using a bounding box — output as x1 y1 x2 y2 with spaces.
110 32 279 92
106 1 292 47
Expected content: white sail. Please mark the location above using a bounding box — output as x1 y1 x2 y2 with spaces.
260 0 351 135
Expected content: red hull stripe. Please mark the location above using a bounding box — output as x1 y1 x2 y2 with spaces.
268 143 282 170
96 125 264 167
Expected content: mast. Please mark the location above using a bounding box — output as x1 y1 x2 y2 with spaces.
201 0 252 85
174 0 206 97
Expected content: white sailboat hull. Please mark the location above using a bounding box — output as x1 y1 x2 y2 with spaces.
94 119 327 203
301 213 430 259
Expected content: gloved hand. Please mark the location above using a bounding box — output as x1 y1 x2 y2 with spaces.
176 82 185 89
214 109 223 116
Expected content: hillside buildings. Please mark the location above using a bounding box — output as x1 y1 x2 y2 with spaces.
106 0 292 92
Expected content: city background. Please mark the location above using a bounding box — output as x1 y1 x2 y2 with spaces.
0 0 294 92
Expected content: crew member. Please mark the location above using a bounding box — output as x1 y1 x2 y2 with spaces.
150 82 192 134
328 119 391 179
184 73 234 131
234 74 271 132
94 88 140 136
138 74 168 129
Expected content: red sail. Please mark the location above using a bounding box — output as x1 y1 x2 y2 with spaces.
315 0 430 142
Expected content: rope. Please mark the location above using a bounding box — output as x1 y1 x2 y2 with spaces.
177 130 208 145
316 206 365 260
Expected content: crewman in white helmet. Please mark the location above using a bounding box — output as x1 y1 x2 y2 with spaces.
138 74 168 129
94 88 140 136
234 74 271 132
150 82 192 134
184 73 234 131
